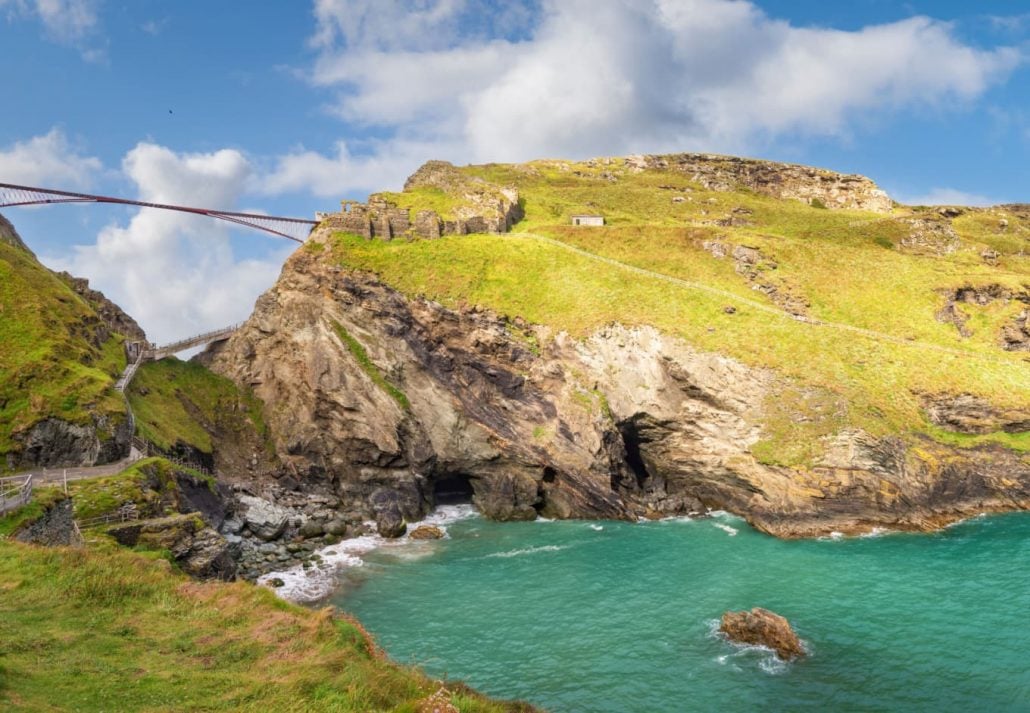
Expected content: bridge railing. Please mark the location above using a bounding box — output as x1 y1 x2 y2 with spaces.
147 323 241 359
0 474 33 515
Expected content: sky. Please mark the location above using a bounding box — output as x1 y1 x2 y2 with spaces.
0 0 1027 343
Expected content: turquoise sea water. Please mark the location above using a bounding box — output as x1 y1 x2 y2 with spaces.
331 512 1030 712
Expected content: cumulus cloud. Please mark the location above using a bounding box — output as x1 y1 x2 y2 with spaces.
895 187 1002 208
264 0 1023 196
0 129 102 187
0 0 103 56
51 143 291 344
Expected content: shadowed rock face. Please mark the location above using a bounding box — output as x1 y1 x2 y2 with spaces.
720 608 805 661
13 496 76 546
207 227 1030 538
108 513 236 581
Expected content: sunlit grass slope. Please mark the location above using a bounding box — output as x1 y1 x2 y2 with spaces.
127 358 270 455
0 240 126 464
328 158 1030 464
0 540 526 712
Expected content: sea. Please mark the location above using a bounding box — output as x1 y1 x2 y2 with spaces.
266 506 1030 712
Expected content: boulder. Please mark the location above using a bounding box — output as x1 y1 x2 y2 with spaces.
324 518 349 537
371 488 415 538
298 519 325 538
720 607 804 661
108 513 236 581
376 507 406 538
409 525 444 540
238 495 291 541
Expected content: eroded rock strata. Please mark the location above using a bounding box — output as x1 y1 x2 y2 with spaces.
206 229 1030 539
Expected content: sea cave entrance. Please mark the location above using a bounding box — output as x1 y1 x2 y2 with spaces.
433 473 475 505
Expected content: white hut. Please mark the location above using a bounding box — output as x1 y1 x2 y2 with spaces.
570 214 604 226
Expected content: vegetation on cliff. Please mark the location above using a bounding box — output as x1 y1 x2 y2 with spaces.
326 156 1029 464
127 358 271 456
0 237 129 469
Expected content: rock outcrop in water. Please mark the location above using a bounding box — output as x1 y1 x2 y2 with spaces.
205 225 1030 539
720 607 805 660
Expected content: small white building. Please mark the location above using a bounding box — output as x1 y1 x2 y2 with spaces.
571 214 604 226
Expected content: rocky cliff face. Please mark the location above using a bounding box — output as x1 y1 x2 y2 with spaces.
57 272 147 344
628 153 893 212
208 228 1030 538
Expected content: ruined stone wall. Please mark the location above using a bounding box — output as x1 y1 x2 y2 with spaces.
321 192 522 241
630 153 893 213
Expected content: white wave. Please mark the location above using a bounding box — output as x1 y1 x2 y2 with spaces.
858 526 893 539
945 512 987 529
413 503 479 528
708 509 745 523
261 505 479 603
589 524 604 531
713 522 738 536
257 534 383 603
486 544 569 559
817 531 845 542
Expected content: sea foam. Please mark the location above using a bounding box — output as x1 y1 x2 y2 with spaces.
259 504 479 603
486 544 569 559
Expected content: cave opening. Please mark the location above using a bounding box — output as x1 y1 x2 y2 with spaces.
617 419 652 491
433 473 475 505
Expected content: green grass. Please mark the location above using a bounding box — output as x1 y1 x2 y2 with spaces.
324 157 1030 463
331 321 411 410
0 541 527 712
0 241 128 467
127 358 271 454
67 457 213 522
377 186 465 221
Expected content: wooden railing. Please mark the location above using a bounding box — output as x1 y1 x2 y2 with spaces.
0 474 33 515
76 510 139 529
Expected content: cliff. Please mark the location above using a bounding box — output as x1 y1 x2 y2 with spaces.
0 213 137 471
208 206 1029 536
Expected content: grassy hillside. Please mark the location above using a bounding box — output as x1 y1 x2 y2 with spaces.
0 239 127 466
0 539 525 712
127 358 271 456
327 158 1030 464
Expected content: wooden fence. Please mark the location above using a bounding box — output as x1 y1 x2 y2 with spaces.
0 474 33 515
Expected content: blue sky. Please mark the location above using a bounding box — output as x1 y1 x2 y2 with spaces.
0 0 1027 342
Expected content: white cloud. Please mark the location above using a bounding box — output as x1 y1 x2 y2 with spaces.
0 129 102 187
50 143 291 344
259 137 465 197
0 0 104 60
896 187 1001 207
264 0 1023 196
34 0 97 41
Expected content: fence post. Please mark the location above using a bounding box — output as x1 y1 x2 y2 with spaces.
63 469 68 495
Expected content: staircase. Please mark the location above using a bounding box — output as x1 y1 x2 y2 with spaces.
114 349 145 393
